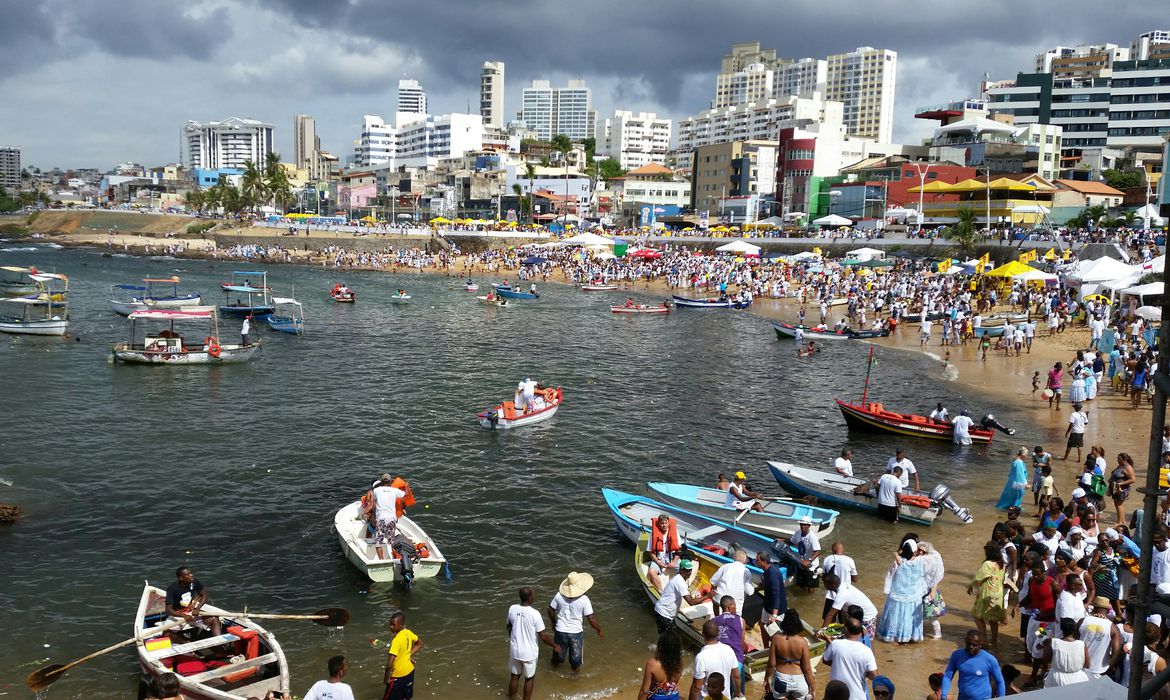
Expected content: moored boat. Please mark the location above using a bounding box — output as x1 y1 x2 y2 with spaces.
463 282 479 292
329 284 356 303
494 284 539 300
476 295 509 307
971 326 1006 338
389 290 411 304
672 294 751 309
0 266 40 296
610 304 670 314
772 321 889 341
111 277 201 316
134 582 290 700
265 297 304 335
112 307 260 365
766 461 972 525
645 482 838 539
0 297 68 335
836 399 994 443
581 284 618 291
333 501 446 584
220 271 275 318
477 385 561 429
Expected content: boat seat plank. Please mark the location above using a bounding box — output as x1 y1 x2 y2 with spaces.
695 492 726 505
184 652 278 682
686 525 725 541
147 633 240 660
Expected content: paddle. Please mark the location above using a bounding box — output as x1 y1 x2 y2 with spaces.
209 607 351 626
27 617 187 692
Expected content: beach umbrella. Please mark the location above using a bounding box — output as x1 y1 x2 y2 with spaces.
521 256 547 265
1136 306 1162 321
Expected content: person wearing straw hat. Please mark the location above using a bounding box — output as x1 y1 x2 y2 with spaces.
548 572 603 673
1078 597 1119 679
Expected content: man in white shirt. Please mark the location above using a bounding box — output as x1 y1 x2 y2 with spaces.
920 319 932 346
789 517 822 572
822 617 878 700
877 468 904 523
951 410 975 446
653 560 711 633
240 315 251 346
520 377 538 414
709 550 752 614
822 575 879 637
364 474 406 559
507 587 558 700
724 471 764 512
886 449 919 490
834 448 854 477
688 619 741 700
1063 402 1089 462
1079 597 1121 679
548 572 603 672
1152 531 1170 586
929 402 949 424
821 542 859 618
303 655 356 700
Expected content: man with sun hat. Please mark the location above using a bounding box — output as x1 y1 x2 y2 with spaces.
548 571 603 673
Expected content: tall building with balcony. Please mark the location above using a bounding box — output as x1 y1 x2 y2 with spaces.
715 63 774 109
521 80 595 141
690 140 776 216
396 113 485 166
826 47 897 143
677 93 845 152
595 111 672 170
0 146 19 192
776 58 827 98
1034 43 1129 80
1132 31 1170 60
181 117 274 170
480 61 505 129
353 114 396 167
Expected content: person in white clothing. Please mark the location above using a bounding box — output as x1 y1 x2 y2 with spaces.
821 617 878 700
520 377 539 414
834 449 854 477
724 471 765 512
1151 531 1170 586
1079 597 1120 679
951 410 975 446
821 542 859 618
709 550 753 615
364 474 406 559
240 316 251 346
877 469 904 523
929 402 949 424
548 572 602 672
653 560 712 633
302 655 355 700
886 449 919 490
688 619 741 700
507 587 559 700
789 517 822 591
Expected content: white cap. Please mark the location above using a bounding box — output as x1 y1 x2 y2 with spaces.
1072 488 1086 499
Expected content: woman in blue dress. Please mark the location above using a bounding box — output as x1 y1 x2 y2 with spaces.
877 539 927 643
996 447 1030 510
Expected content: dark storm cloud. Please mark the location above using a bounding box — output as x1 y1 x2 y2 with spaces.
0 2 56 79
61 1 234 60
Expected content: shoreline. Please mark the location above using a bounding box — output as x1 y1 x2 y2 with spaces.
9 230 1161 700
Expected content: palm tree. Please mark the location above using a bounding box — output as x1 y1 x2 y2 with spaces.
183 189 204 213
264 152 294 215
1082 204 1108 231
239 159 267 215
524 163 537 223
945 206 980 259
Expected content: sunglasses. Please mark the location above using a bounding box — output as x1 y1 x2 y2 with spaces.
874 691 892 698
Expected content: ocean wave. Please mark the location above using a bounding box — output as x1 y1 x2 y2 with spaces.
1 247 40 252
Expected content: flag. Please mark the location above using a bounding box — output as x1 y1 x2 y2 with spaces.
978 252 990 266
1044 247 1056 260
975 262 986 274
938 259 952 273
1063 249 1072 260
812 246 822 255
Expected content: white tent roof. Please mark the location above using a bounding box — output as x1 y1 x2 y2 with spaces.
1072 257 1140 283
934 117 1018 136
1011 204 1051 214
813 214 853 226
998 677 1123 700
846 247 885 260
1013 269 1058 282
715 239 762 255
1137 203 1166 224
1140 254 1166 273
559 231 615 247
1120 281 1164 298
756 215 786 225
788 251 822 261
1100 274 1143 292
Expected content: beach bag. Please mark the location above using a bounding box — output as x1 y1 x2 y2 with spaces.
923 589 948 618
1090 474 1108 498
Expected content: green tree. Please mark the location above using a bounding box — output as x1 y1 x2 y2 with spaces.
944 206 979 258
239 159 267 214
513 183 531 220
597 157 626 181
263 152 294 214
1101 169 1143 190
184 189 204 213
1082 204 1109 230
551 134 573 158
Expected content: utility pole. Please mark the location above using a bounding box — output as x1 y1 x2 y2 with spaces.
913 162 934 235
984 165 992 235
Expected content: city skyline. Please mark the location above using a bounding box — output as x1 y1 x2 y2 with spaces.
0 0 1166 168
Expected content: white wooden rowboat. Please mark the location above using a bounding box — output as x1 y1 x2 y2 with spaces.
134 582 290 700
333 502 447 583
478 387 562 429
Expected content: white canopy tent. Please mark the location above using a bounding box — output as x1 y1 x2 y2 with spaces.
755 215 786 226
1136 203 1166 225
788 251 822 261
845 247 886 261
1013 269 1058 282
1120 281 1164 303
1069 257 1141 284
812 214 853 227
559 231 616 248
715 239 762 256
1099 274 1144 294
1139 254 1166 274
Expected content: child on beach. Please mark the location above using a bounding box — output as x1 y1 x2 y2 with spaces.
1035 465 1058 518
926 672 943 700
1031 371 1041 394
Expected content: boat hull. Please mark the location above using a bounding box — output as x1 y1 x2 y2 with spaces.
0 319 67 335
478 400 559 429
265 317 304 334
766 461 940 525
219 306 274 318
333 502 446 583
972 326 1005 338
496 288 538 300
113 343 261 364
836 400 994 443
610 306 669 314
646 482 838 540
476 295 508 306
388 296 411 304
582 285 618 291
672 295 750 309
1 283 38 297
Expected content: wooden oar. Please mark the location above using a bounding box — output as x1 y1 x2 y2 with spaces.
27 617 187 692
211 607 351 626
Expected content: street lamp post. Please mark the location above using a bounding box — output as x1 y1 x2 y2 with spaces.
912 162 935 235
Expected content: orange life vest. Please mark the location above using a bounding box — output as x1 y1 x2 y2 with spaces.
221 625 261 683
391 477 416 518
650 518 680 559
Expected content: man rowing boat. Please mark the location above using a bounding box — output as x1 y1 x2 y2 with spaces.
165 566 222 636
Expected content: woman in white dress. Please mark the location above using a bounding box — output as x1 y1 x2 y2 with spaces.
1043 617 1090 687
919 542 946 639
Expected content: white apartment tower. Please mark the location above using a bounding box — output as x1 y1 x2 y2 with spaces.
181 117 274 170
596 111 672 169
0 146 19 192
521 80 595 141
353 115 396 167
776 58 827 98
396 79 427 126
480 61 505 129
715 63 774 109
1132 30 1170 60
826 47 897 143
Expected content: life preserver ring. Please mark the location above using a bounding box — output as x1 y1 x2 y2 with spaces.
415 542 431 558
205 336 222 358
544 388 558 403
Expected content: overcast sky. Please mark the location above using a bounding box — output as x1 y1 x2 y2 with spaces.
1 0 1165 170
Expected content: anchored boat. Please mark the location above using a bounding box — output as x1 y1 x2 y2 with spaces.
265 297 304 335
220 271 275 318
672 295 751 309
112 307 260 365
477 385 561 429
645 482 838 539
333 501 446 585
110 277 202 316
0 296 68 335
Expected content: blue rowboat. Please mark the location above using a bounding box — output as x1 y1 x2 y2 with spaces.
494 286 539 300
672 294 751 309
601 488 798 579
220 271 275 317
972 326 1005 338
645 482 838 540
265 297 304 335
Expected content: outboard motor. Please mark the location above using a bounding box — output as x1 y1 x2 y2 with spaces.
487 410 499 430
929 483 973 524
980 413 1016 436
771 539 821 588
391 532 418 590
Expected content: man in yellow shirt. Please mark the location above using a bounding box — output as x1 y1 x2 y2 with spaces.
382 611 423 700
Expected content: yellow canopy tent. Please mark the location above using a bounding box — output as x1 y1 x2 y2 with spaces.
984 260 1037 277
985 177 1036 191
359 215 377 222
906 180 955 194
1082 294 1112 305
429 217 450 224
945 179 991 193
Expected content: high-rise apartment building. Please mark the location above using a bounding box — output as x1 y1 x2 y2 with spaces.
521 80 595 141
1132 31 1170 61
1034 43 1129 79
595 111 672 170
293 114 320 171
396 113 486 164
776 58 828 99
690 140 776 215
353 114 396 167
677 93 845 152
396 79 427 126
715 63 774 109
480 61 505 129
181 117 274 170
826 47 897 143
0 146 19 192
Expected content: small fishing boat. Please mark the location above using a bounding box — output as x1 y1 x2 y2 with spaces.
494 284 539 300
603 488 807 581
110 277 201 316
766 461 973 526
463 281 479 292
971 326 1006 338
389 290 411 304
672 295 751 309
0 297 68 335
329 284 356 303
645 482 839 540
610 304 670 314
632 532 823 673
0 266 40 296
772 321 890 341
134 582 290 700
836 347 995 443
478 385 562 429
476 295 509 307
112 307 261 365
265 297 304 335
220 271 275 318
581 284 618 291
333 501 446 585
